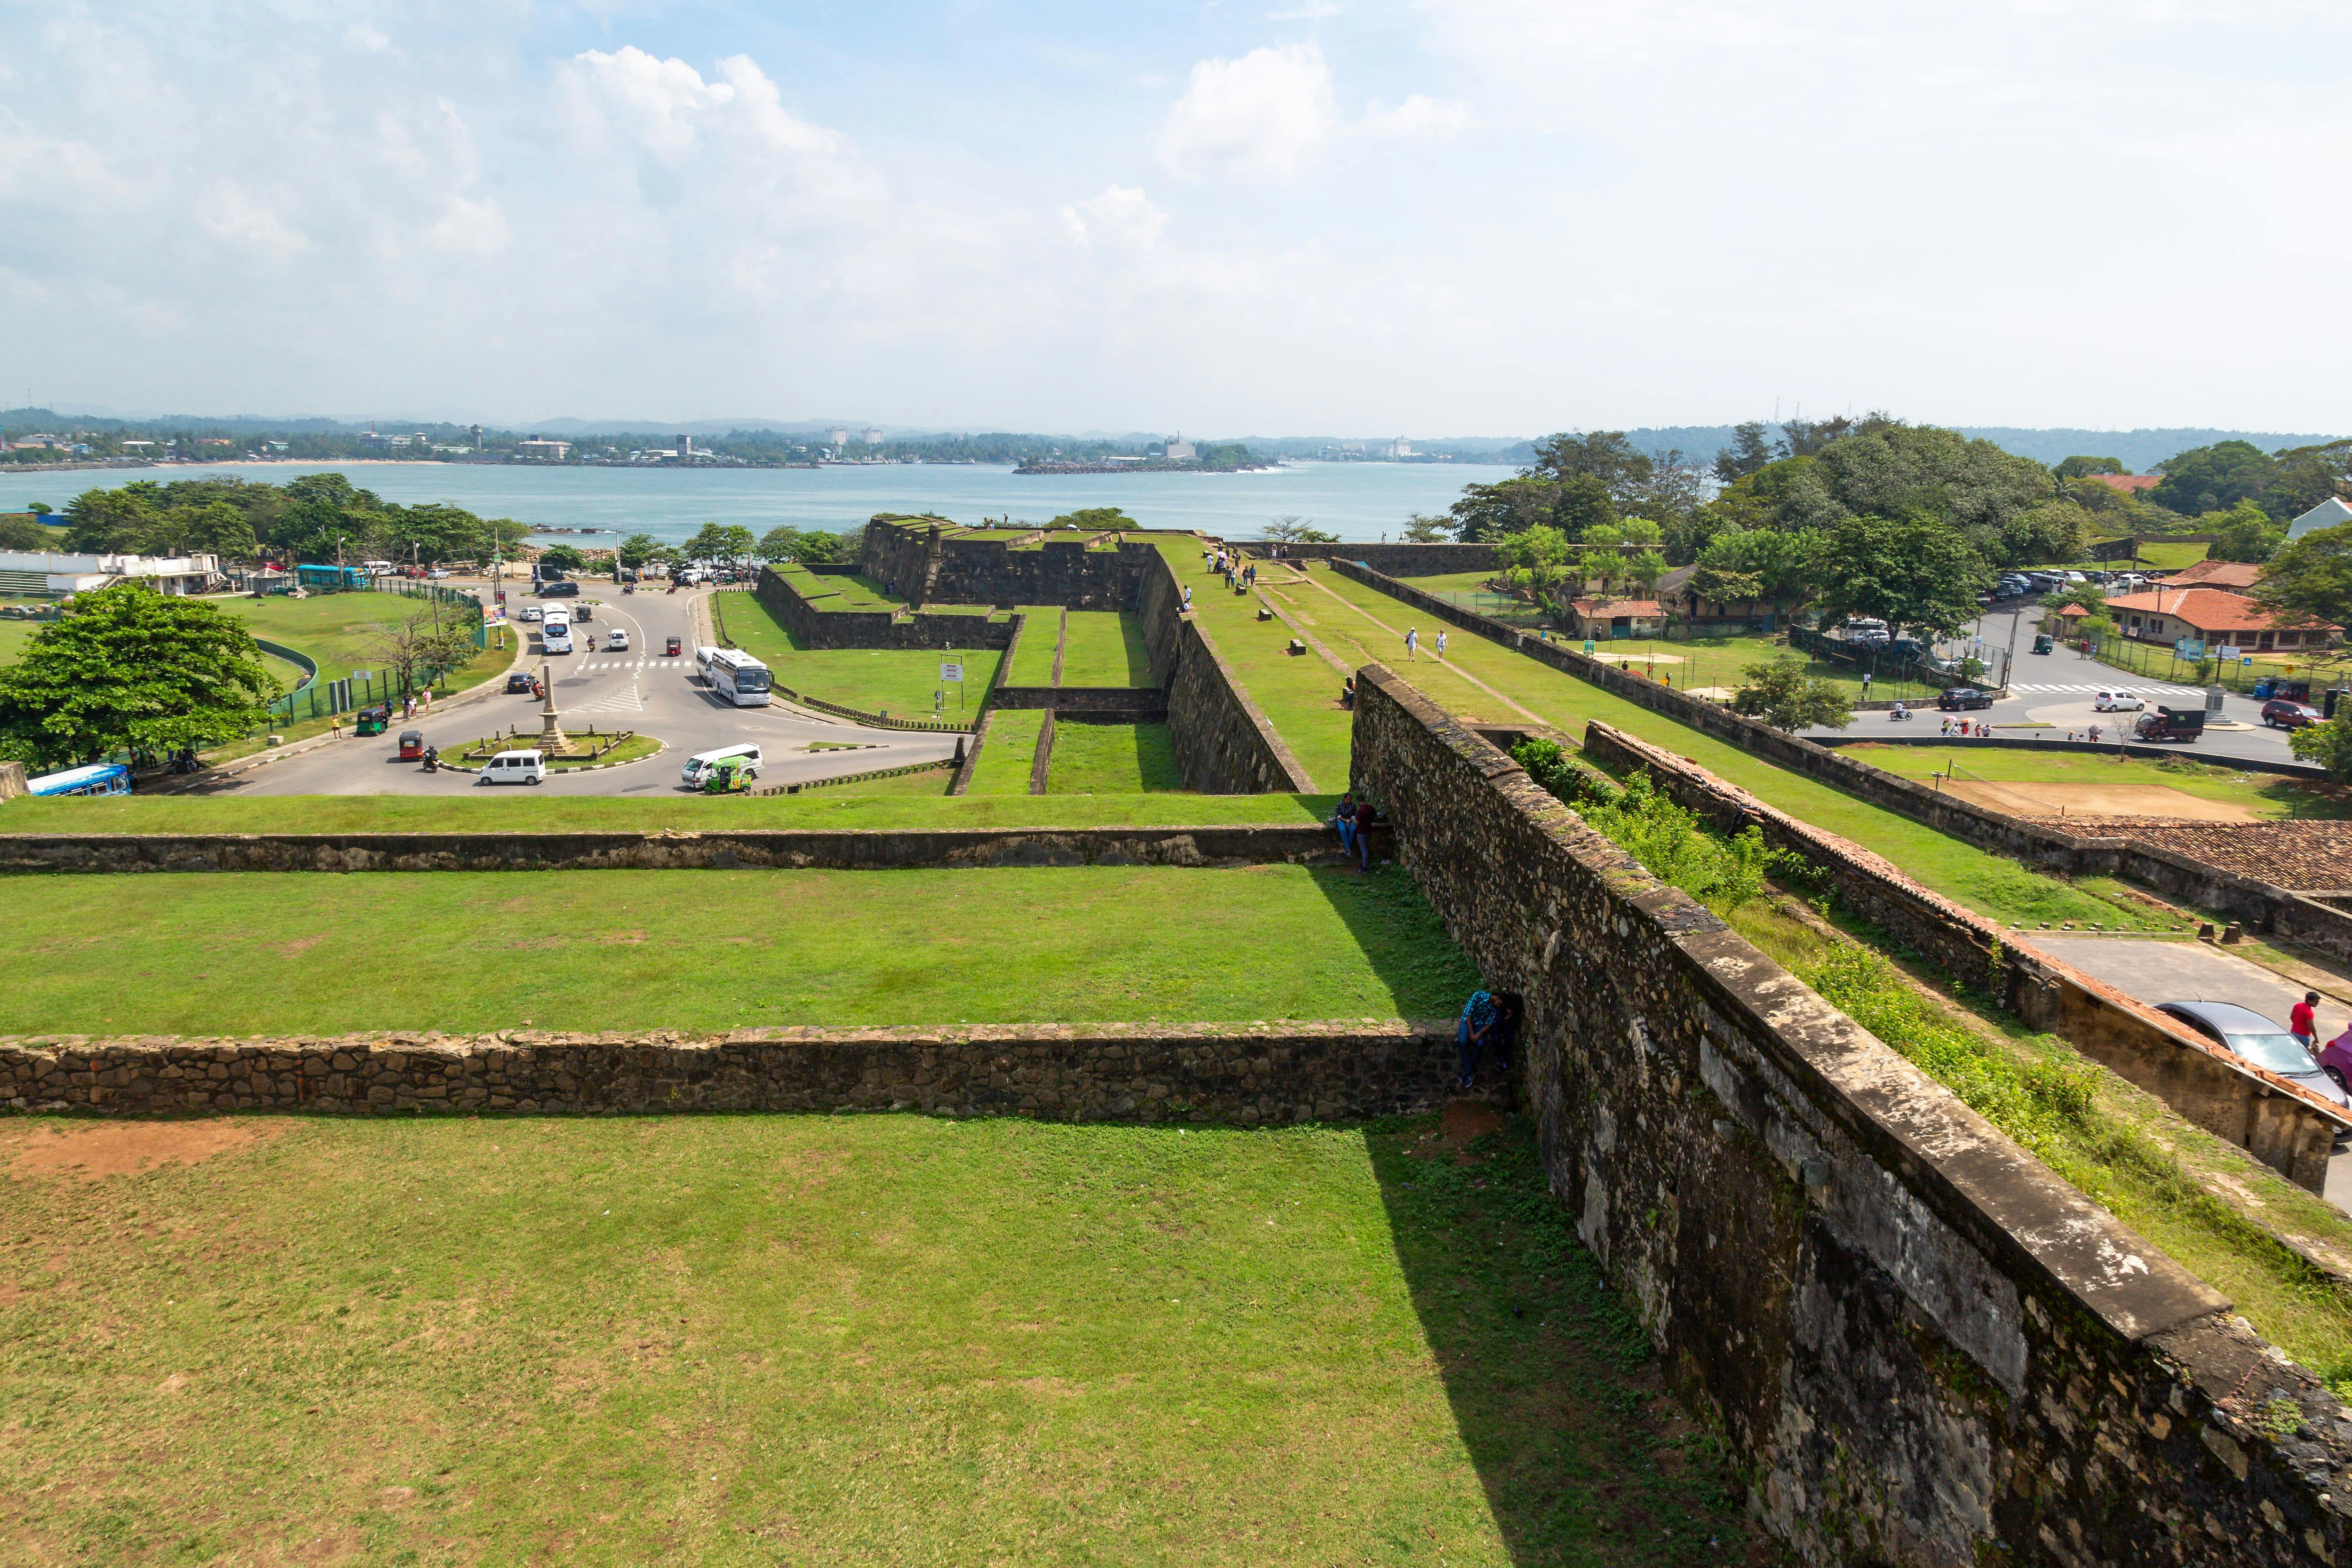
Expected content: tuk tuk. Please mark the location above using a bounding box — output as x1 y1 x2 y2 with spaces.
666 636 683 657
354 706 391 737
575 602 593 622
397 729 426 760
702 756 754 794
2133 705 2205 743
2031 633 2055 654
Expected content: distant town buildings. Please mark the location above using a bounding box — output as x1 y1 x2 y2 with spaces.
1160 436 1196 462
515 438 572 461
828 428 850 447
863 427 884 445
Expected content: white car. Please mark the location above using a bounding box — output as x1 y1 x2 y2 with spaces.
426 567 449 580
520 605 544 622
607 629 630 651
477 749 545 785
2092 690 2145 712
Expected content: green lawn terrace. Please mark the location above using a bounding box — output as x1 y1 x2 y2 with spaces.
1059 610 1153 686
766 562 905 612
1047 719 1181 792
0 1110 1759 1564
712 592 1002 720
965 709 1045 794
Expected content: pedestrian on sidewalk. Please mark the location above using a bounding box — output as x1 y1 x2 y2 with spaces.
2293 991 2321 1054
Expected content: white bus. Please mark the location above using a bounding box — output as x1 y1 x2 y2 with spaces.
541 610 573 654
705 647 771 706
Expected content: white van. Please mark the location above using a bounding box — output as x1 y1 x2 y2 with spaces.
681 744 762 787
695 645 721 675
478 749 546 785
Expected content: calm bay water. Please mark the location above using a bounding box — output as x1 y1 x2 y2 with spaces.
0 461 1513 545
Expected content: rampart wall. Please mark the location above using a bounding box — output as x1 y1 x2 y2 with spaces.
1581 719 2349 1190
1331 558 2352 960
1347 661 2349 1568
0 1020 1458 1126
1258 542 1499 575
750 567 1012 652
1138 552 1315 794
860 520 1160 610
0 825 1383 874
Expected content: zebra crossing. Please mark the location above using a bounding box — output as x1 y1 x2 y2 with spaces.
568 683 646 715
561 657 683 672
2007 681 2205 698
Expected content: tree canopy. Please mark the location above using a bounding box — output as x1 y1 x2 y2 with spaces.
2253 521 2352 631
1729 656 1852 732
51 473 523 566
1807 513 1989 639
0 583 278 768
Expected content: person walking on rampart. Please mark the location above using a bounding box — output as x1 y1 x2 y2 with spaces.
1404 627 1419 661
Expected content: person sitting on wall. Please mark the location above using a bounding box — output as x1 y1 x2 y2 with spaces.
1456 989 1499 1091
1333 790 1357 852
1340 674 1357 709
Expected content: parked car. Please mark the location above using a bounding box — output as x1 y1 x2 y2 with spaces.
2262 699 2325 729
2156 1001 2351 1108
608 629 630 651
1938 686 1995 711
505 671 536 694
2092 690 2145 712
427 567 450 579
477 749 547 786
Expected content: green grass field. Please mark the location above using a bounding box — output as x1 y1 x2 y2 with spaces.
1006 607 1063 685
0 619 36 666
0 865 1475 1037
1058 612 1152 686
0 791 1334 833
1046 721 1182 793
1836 742 2352 820
2088 539 2209 570
715 593 997 720
1285 563 2175 932
220 594 485 693
770 565 902 610
965 711 1044 795
0 1110 1757 1565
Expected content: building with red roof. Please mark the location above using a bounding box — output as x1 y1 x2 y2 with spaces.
2157 558 2264 594
2104 586 2336 653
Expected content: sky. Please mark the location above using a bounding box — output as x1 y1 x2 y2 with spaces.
1 1 2346 434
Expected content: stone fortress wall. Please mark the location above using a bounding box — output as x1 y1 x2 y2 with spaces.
1348 662 2348 1568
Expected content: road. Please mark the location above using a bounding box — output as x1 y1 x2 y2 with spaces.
2026 934 2352 1211
1801 599 2314 768
189 579 964 797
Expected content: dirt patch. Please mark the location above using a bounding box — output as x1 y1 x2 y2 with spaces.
1942 779 2259 822
0 1119 293 1182
1439 1099 1506 1145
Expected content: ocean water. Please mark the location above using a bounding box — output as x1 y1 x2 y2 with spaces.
0 461 1515 546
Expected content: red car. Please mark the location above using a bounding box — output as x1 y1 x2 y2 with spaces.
2261 699 2324 729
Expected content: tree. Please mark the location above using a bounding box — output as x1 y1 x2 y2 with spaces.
1553 471 1616 536
1263 515 1336 544
1729 656 1853 732
1399 512 1450 543
62 487 156 552
684 523 756 565
1713 422 1775 486
1446 476 1560 541
619 532 665 569
2291 707 2352 782
1614 515 1663 548
0 515 54 550
478 517 532 563
1494 525 1571 603
2207 500 2284 564
2151 440 2271 517
0 582 278 768
1995 501 2092 568
2055 456 2126 479
2253 521 2352 630
1808 513 1990 638
1047 507 1136 531
1528 430 1653 511
538 544 587 573
361 609 481 697
1626 548 1667 599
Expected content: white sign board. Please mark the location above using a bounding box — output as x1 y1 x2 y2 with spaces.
940 662 964 682
2216 645 2241 661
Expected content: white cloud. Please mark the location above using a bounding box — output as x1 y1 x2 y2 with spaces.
1360 95 1469 136
1158 44 1335 180
344 22 391 54
1061 185 1168 251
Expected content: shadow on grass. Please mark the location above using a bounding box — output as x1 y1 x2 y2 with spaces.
1366 1110 1783 1567
1306 865 1484 1019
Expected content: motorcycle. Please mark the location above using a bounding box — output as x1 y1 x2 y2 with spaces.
422 747 440 773
1887 702 1912 722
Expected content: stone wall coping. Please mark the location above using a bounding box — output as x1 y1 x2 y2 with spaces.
1360 662 2232 1345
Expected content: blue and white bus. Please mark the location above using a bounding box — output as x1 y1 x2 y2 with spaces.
705 648 771 706
28 762 132 797
541 609 573 655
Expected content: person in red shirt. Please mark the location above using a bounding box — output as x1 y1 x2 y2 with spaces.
2291 992 2321 1053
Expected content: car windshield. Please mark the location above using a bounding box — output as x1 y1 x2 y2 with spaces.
2221 1030 2318 1075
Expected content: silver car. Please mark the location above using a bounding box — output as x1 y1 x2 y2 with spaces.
2156 1000 2351 1108
2092 690 2145 712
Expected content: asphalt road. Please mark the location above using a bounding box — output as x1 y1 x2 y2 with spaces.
1800 599 2312 767
2026 934 2352 1210
191 581 964 797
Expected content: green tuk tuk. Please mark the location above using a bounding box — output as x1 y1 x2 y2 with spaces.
353 706 391 737
702 756 754 794
2030 633 2055 654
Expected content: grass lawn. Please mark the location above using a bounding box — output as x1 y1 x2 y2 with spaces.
0 791 1337 833
771 565 902 611
2087 539 2209 570
1006 607 1063 685
0 865 1476 1035
219 593 481 694
1058 611 1152 686
1837 742 2352 820
1295 564 2175 932
1046 721 1182 793
0 619 36 666
965 711 1044 795
0 1110 1751 1564
715 593 997 721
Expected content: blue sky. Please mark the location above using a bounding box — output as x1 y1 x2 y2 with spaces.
1 1 2345 434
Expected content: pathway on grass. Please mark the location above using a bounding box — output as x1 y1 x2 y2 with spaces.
1287 568 1546 726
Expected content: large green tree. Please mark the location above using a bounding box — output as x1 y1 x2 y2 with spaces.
0 514 56 550
1807 513 1990 638
2206 501 2284 564
2151 440 2271 517
2252 521 2352 630
1729 656 1852 731
0 583 278 767
1447 476 1562 541
1712 422 1775 486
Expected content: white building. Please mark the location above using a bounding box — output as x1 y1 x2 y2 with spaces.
1161 437 1197 462
515 438 572 461
828 428 850 446
862 427 884 444
0 551 223 596
2289 496 2352 540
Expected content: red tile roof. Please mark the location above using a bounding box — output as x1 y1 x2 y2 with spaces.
2055 602 2090 617
2084 474 2162 493
2105 586 2332 633
1572 598 1663 617
2160 559 2263 590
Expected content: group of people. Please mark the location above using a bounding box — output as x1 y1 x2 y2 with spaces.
400 690 432 721
1401 627 1446 661
1205 547 1258 592
1331 788 1381 871
1939 717 1994 737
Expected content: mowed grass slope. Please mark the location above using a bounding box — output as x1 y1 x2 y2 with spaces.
1284 563 2177 931
0 1112 1758 1565
964 711 1044 796
1047 721 1182 793
0 790 1336 833
1057 611 1152 686
0 866 1474 1035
